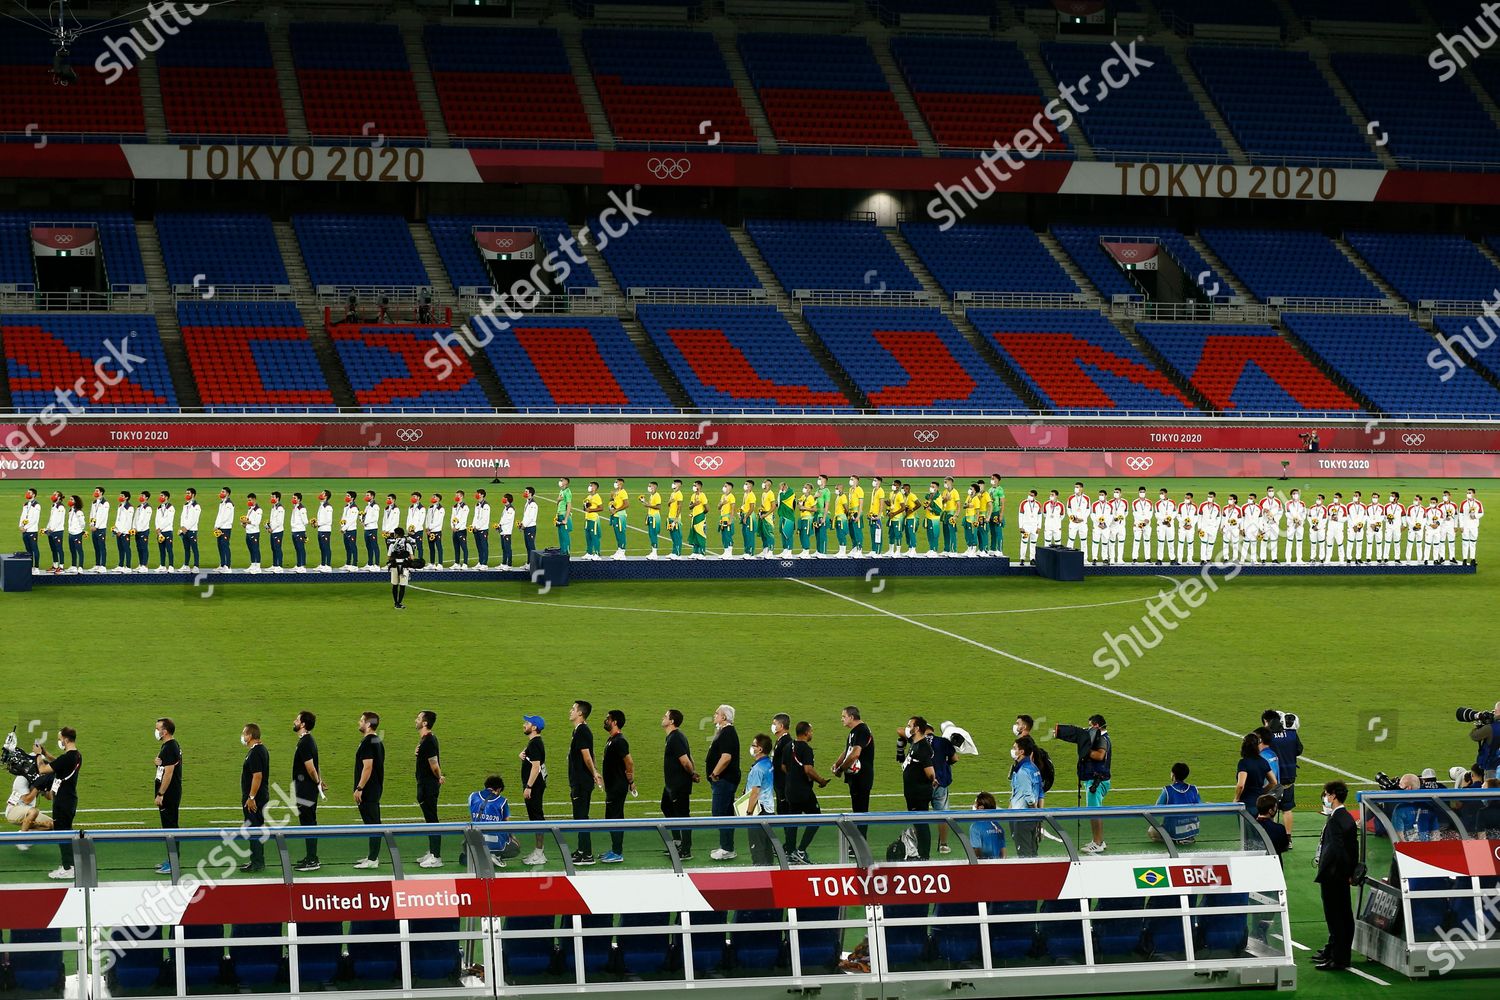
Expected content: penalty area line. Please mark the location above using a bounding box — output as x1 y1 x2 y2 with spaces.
786 578 1372 786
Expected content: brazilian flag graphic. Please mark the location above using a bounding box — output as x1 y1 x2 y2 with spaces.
1134 867 1170 890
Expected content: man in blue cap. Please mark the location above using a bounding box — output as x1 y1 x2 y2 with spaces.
519 714 548 865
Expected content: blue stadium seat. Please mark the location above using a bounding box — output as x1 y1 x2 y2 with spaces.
1194 893 1250 955
427 216 597 292
426 25 592 146
292 214 429 288
229 922 283 986
791 907 843 973
4 314 176 411
638 304 850 411
409 917 463 981
1201 228 1381 301
616 912 673 976
560 913 614 975
730 909 784 971
686 909 728 975
1142 895 1188 958
805 307 1030 413
879 904 930 969
1137 322 1362 414
348 920 401 981
931 902 980 965
500 915 557 979
901 224 1076 295
290 23 426 140
1092 897 1147 958
1284 313 1500 415
480 316 671 412
180 301 335 412
183 924 225 987
157 213 287 287
989 900 1040 962
7 928 65 993
1036 900 1085 961
1345 232 1500 304
746 219 920 294
155 20 285 139
1333 52 1500 165
105 925 165 991
1051 224 1228 302
332 325 489 412
0 211 145 290
595 218 757 290
292 921 343 986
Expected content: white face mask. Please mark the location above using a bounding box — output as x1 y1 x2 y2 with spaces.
1011 747 1022 762
1012 723 1022 737
57 738 65 750
240 735 248 746
904 726 914 740
154 729 163 742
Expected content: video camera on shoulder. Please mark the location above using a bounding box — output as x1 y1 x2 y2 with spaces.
2 728 40 782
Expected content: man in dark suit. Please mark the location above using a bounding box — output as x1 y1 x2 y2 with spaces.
1313 780 1359 971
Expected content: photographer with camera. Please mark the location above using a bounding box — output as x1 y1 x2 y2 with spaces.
1460 704 1500 784
4 736 52 844
386 525 422 610
1054 715 1112 853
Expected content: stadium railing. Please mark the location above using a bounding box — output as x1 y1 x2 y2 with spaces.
0 804 1293 999
1355 788 1500 978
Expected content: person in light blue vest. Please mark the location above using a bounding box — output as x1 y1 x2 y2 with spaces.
468 774 515 866
1150 762 1202 845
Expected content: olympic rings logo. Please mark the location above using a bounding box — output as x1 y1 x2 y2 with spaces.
396 428 424 443
913 429 940 443
694 455 724 471
234 456 268 472
647 157 691 180
1401 433 1426 447
1125 456 1154 471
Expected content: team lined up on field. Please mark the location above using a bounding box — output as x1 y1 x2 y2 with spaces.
1019 484 1484 566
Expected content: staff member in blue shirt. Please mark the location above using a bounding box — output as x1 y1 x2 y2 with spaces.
469 775 513 866
743 734 776 865
1009 736 1042 858
1262 709 1303 835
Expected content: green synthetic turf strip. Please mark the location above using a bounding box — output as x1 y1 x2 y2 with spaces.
1 475 1493 997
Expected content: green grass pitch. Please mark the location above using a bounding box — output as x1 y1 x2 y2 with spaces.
1 474 1494 996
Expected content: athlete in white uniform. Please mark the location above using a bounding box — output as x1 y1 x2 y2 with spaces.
1260 488 1284 563
1240 492 1261 564
1090 490 1111 564
1325 494 1347 563
1109 488 1127 564
1460 488 1484 565
1017 490 1042 564
1221 496 1242 563
1307 495 1327 563
1130 487 1153 563
1042 491 1064 549
1066 483 1090 552
1439 490 1459 563
1177 493 1198 564
1197 492 1221 564
1154 489 1177 563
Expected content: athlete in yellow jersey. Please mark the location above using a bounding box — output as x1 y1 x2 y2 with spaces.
975 483 992 554
757 479 778 556
718 482 737 557
739 480 758 557
941 477 961 554
689 481 709 556
845 475 866 555
963 484 982 555
832 486 850 556
609 479 630 560
868 476 886 554
644 481 663 559
583 482 606 558
666 479 685 558
798 484 817 557
904 485 921 552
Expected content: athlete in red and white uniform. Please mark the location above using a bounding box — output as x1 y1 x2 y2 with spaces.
1240 491 1262 564
1177 493 1198 564
1108 488 1127 564
1405 494 1426 563
1379 492 1402 563
1325 494 1348 563
1090 490 1112 564
1284 489 1306 564
1018 490 1042 564
1154 489 1177 563
1460 488 1484 565
1308 495 1328 563
1043 491 1065 548
1197 492 1221 564
1424 497 1444 564
1439 490 1459 563
1130 486 1154 563
1345 492 1368 565
1066 483 1090 552
1259 487 1284 563
1221 495 1243 563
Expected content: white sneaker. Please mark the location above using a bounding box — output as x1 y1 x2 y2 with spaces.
709 848 736 861
318 565 333 573
612 550 626 560
742 552 756 559
523 849 546 866
851 548 862 556
271 566 284 574
47 866 73 880
1081 841 1107 854
16 843 30 851
295 566 307 574
353 858 379 869
646 551 658 560
218 566 231 574
418 856 444 869
836 547 846 557
722 549 733 558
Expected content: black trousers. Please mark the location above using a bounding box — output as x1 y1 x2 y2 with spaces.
786 797 820 853
849 780 872 841
243 804 266 868
661 787 692 854
158 795 180 831
298 801 319 861
418 789 441 857
1320 879 1354 965
54 800 76 869
359 797 382 860
605 791 626 855
777 796 794 852
571 784 594 855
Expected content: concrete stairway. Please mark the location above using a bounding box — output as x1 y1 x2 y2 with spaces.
865 30 940 156
273 222 356 409
573 236 692 409
408 223 454 299
1332 236 1404 302
1017 36 1095 160
1309 49 1399 169
135 221 200 409
136 58 168 144
1168 48 1249 164
559 24 617 150
713 27 778 153
263 17 310 144
1183 234 1253 301
394 10 451 147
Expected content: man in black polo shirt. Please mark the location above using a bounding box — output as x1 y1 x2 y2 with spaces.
291 711 326 872
601 709 635 864
37 726 82 880
519 715 548 865
660 709 700 859
153 718 183 875
567 700 603 866
414 711 445 868
771 714 794 856
240 724 270 873
900 716 937 860
784 721 830 865
834 707 874 837
706 704 741 861
353 712 385 869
